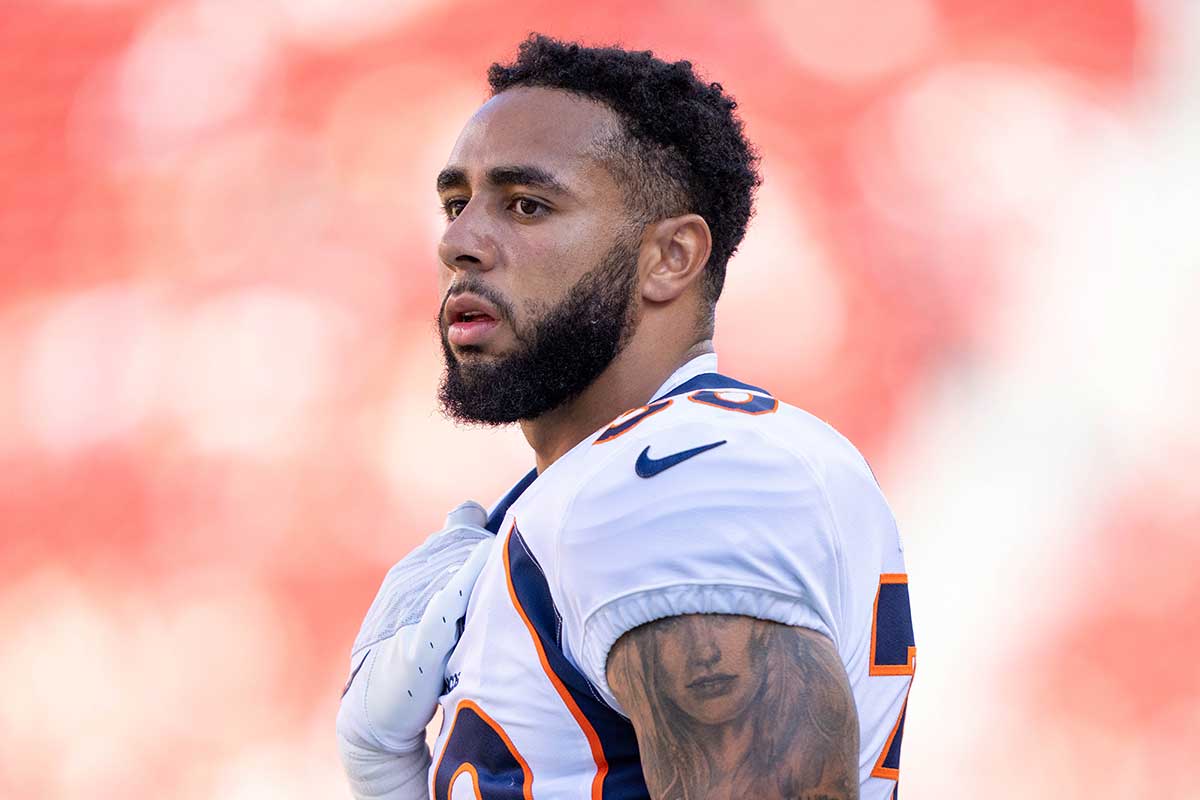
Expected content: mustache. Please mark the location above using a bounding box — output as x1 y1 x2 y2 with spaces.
440 279 516 325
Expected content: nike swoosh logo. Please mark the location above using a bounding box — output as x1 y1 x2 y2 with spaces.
341 649 370 699
635 440 727 478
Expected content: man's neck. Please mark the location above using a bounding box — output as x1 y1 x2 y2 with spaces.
520 338 714 473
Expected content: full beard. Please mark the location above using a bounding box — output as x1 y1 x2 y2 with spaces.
437 235 640 425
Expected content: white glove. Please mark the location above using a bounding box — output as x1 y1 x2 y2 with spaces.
336 502 495 800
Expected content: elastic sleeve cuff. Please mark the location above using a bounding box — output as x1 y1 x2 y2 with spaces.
579 583 835 716
337 737 431 800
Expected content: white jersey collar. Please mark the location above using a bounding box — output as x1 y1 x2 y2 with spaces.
650 352 719 401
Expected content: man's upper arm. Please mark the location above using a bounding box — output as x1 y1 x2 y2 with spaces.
607 614 859 800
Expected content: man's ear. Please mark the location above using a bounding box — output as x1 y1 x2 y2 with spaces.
639 214 712 303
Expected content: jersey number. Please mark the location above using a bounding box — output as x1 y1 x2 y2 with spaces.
687 389 778 414
595 389 778 444
433 700 532 800
869 573 915 791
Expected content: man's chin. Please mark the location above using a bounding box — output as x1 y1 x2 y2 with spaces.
438 358 527 426
443 334 515 364
437 395 527 427
448 344 498 361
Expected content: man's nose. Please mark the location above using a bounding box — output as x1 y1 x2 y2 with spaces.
437 204 496 273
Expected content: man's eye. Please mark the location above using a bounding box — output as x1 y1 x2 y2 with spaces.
511 197 546 217
443 198 468 220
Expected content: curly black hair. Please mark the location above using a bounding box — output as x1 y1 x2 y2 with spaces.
488 34 760 309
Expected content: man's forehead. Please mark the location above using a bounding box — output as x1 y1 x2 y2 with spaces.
444 87 619 180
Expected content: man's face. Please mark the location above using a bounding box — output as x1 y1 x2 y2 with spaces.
435 87 643 424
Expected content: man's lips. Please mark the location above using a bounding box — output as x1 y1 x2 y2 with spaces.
444 293 502 325
444 293 503 347
447 316 501 347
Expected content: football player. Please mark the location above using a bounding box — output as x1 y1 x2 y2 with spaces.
337 34 915 800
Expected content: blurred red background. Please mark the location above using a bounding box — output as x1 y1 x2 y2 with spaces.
2 0 1197 797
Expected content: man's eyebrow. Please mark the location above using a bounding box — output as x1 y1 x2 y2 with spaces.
436 167 468 193
486 165 570 194
435 165 571 195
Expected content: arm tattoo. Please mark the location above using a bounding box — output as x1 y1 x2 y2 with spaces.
607 615 859 800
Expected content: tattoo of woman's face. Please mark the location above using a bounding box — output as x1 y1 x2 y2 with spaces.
653 614 767 726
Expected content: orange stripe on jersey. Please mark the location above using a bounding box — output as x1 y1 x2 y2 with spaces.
432 698 534 800
869 573 917 676
503 521 609 800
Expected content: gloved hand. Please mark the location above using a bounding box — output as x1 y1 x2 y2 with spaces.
336 501 494 800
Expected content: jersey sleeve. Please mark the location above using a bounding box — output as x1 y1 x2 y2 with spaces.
557 421 847 714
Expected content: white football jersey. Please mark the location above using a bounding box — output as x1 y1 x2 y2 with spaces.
430 354 914 800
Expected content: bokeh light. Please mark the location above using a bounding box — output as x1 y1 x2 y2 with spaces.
1 1 1196 797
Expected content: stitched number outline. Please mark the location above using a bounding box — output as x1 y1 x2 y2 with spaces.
869 574 915 788
595 389 778 447
432 700 533 800
595 399 673 444
686 389 778 415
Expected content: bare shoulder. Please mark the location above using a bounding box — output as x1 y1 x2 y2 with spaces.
607 614 859 800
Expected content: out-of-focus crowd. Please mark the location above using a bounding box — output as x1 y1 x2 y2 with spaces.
2 1 1197 797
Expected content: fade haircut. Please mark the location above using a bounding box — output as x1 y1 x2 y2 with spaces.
488 34 761 309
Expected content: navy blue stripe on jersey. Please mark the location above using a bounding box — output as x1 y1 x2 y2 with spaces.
506 525 649 799
485 467 538 534
659 371 770 400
